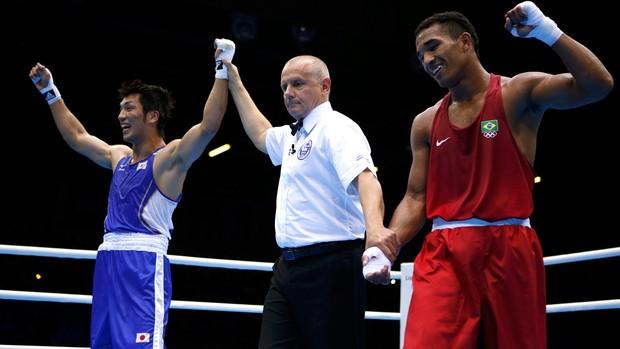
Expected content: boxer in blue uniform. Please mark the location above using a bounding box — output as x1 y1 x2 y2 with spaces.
29 38 236 348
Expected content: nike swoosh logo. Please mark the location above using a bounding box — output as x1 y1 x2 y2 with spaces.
435 137 450 146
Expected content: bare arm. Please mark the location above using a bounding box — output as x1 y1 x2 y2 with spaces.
29 63 128 169
499 2 613 164
224 61 273 153
389 108 433 249
504 2 613 112
155 47 231 198
363 109 432 285
161 78 229 173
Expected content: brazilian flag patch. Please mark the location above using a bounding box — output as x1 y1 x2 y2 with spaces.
481 120 498 134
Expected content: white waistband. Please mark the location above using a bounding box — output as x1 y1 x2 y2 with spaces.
98 232 169 255
432 217 531 231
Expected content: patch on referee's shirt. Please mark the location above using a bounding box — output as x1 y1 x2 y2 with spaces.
136 332 150 343
297 140 312 160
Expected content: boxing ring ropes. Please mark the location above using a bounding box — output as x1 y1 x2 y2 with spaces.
1 243 619 349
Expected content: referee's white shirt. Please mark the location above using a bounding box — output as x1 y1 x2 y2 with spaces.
265 102 376 248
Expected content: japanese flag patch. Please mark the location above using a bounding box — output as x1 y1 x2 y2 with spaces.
136 332 150 343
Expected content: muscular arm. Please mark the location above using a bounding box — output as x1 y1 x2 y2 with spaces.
389 109 433 248
363 110 432 285
164 78 228 170
504 3 613 112
155 41 234 198
155 77 228 198
500 3 613 164
30 63 127 169
225 61 273 153
509 35 614 116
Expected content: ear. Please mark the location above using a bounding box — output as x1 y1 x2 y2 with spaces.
147 110 160 125
321 77 332 95
460 32 472 52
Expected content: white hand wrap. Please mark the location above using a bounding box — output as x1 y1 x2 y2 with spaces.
362 247 392 278
35 71 62 105
214 38 236 80
510 1 562 46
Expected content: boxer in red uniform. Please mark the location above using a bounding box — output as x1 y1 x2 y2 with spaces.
364 2 613 348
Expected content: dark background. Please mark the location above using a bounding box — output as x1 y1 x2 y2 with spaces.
2 0 619 348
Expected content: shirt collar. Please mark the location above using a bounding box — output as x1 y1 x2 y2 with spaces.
298 101 331 135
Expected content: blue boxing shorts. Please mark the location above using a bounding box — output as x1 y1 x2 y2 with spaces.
90 233 172 349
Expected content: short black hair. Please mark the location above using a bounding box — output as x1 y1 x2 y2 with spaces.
415 11 480 59
118 79 175 139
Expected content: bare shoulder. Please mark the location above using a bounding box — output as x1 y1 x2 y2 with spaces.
110 144 132 158
409 100 440 144
109 144 132 169
412 99 440 129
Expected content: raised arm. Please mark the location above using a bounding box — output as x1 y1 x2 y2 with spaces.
164 39 235 172
29 63 123 169
224 60 273 153
152 39 235 200
504 1 613 110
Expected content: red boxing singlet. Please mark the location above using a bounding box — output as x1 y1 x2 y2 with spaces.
426 73 536 222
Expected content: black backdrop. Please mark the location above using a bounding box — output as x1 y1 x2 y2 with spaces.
3 0 619 348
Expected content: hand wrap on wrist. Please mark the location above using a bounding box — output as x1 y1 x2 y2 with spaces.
362 246 392 278
510 1 563 46
214 38 236 79
34 71 62 105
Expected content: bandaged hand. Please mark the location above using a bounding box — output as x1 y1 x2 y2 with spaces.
30 63 61 105
362 246 392 282
214 38 236 79
506 1 563 46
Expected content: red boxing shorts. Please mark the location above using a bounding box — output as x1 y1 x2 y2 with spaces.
404 219 546 349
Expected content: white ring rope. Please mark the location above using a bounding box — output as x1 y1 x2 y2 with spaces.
1 244 619 320
0 244 401 277
541 246 620 265
0 244 400 320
